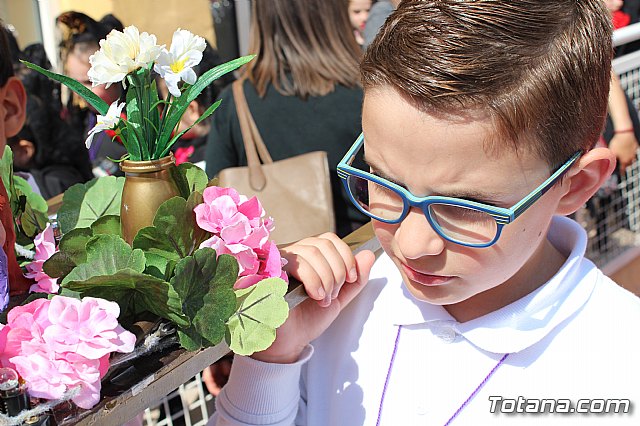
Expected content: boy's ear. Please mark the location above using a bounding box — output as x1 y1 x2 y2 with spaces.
556 147 617 215
1 77 27 138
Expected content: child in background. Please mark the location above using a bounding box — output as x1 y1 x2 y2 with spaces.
606 0 631 28
348 0 372 46
0 23 32 297
209 1 640 425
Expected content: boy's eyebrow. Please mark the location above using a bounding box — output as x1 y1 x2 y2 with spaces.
363 156 508 205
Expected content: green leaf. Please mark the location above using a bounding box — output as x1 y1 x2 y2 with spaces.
226 277 289 356
159 99 221 158
63 269 188 327
20 60 109 115
42 227 93 278
43 251 77 280
62 234 145 284
57 176 124 233
132 192 207 260
172 163 208 200
125 80 147 161
12 175 48 239
172 249 238 350
155 55 255 157
91 215 122 236
0 146 13 204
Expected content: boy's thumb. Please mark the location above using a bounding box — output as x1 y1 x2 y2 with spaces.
336 250 376 309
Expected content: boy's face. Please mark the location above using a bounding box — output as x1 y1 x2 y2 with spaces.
362 86 571 320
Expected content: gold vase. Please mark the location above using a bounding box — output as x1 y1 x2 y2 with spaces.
120 154 180 244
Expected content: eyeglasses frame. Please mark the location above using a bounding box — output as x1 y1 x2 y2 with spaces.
337 133 582 248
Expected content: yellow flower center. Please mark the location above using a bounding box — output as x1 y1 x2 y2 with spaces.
170 57 187 73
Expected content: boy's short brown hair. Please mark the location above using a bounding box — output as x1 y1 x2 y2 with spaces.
361 0 613 168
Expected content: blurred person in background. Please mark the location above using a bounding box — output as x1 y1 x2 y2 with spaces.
57 11 126 176
362 0 400 49
348 0 372 46
202 0 368 396
2 26 92 199
205 0 368 240
157 41 235 168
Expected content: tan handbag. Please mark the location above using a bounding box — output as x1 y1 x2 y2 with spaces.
217 80 336 244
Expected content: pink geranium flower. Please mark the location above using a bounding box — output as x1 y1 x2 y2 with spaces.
0 296 136 409
25 223 59 294
195 186 287 287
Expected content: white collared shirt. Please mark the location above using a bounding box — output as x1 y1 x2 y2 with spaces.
212 216 640 426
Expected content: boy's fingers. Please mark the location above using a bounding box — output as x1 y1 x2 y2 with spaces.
334 250 375 309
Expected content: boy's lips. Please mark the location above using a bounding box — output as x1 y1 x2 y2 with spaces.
401 263 454 286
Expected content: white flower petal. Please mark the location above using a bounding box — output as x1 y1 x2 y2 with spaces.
85 132 96 149
164 73 182 97
182 68 197 85
88 25 163 86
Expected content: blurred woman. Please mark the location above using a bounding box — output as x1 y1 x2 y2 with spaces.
205 0 368 238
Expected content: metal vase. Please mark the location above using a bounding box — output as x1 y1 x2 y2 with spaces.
120 154 180 244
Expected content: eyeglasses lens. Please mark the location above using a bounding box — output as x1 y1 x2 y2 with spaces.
347 175 498 244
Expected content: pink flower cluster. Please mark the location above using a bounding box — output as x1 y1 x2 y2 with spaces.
25 223 59 294
195 186 288 289
0 296 136 409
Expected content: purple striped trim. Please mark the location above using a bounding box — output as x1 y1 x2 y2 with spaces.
376 325 403 426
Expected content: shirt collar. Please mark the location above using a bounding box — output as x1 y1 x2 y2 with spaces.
383 216 599 354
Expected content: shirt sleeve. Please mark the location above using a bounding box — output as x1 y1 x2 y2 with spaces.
208 345 314 426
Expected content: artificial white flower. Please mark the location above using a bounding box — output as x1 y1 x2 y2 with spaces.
88 26 163 88
85 101 125 149
154 29 206 97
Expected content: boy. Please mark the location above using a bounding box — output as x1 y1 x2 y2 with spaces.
210 1 640 425
0 24 31 297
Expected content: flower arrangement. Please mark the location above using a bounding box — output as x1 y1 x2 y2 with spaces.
0 296 136 409
1 25 290 417
22 25 253 161
0 155 290 414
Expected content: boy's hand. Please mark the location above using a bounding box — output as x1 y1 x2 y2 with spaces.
252 233 375 364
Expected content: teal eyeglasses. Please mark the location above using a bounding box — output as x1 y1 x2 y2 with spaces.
337 133 581 248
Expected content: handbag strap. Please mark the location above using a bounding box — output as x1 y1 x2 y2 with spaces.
232 80 272 191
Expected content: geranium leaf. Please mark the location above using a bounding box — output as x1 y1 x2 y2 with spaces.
132 193 207 260
14 178 48 238
42 227 93 278
172 249 238 350
61 234 145 284
63 269 188 327
172 163 209 199
91 215 121 236
57 176 124 233
226 277 289 356
20 60 109 115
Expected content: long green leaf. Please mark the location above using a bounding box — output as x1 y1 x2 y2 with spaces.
20 60 110 115
158 99 222 158
155 55 255 156
126 77 148 160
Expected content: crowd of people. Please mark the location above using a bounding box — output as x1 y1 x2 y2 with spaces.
1 0 640 424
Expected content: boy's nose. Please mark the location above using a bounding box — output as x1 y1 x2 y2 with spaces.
395 207 446 259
